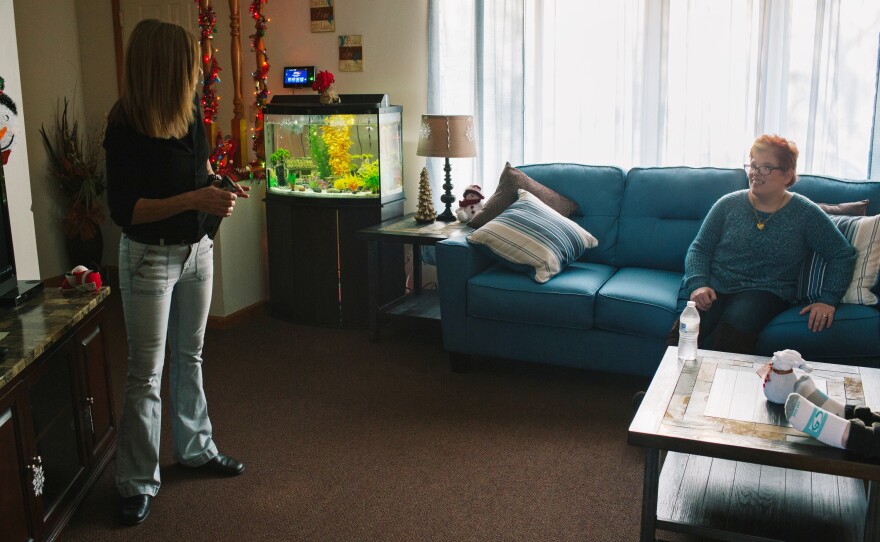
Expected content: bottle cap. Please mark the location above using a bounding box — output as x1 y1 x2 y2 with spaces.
686 301 696 307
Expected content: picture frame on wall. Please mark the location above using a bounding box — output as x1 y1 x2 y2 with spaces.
339 35 363 72
310 0 334 33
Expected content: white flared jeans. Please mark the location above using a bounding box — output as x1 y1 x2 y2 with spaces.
115 235 218 498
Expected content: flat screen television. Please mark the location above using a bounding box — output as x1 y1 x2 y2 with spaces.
0 164 42 305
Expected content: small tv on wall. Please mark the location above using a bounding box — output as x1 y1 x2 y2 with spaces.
283 66 315 89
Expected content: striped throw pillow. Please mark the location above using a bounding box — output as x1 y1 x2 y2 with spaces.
797 214 880 305
466 189 598 283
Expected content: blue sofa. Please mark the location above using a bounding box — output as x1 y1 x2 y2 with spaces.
436 164 880 376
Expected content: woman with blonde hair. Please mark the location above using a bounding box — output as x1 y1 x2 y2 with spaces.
671 134 855 354
104 19 248 526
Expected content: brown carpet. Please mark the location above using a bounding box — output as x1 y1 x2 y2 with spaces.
60 289 659 541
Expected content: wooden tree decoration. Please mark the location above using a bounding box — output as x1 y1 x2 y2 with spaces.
414 167 437 223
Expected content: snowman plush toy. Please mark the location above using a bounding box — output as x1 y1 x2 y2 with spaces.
454 185 485 223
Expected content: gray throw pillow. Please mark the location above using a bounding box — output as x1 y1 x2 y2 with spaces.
468 163 579 229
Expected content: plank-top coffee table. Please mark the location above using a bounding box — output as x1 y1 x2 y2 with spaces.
629 347 880 542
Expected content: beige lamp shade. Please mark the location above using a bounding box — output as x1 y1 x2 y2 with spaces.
416 115 478 158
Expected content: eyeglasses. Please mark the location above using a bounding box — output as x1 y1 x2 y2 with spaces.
744 164 785 176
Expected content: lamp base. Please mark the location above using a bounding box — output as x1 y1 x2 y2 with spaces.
436 209 456 222
437 157 457 222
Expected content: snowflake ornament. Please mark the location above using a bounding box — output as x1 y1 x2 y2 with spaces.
419 122 432 141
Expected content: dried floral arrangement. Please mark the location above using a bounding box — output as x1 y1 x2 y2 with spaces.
39 98 105 240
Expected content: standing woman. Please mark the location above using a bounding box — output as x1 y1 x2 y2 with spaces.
676 134 855 354
104 19 248 526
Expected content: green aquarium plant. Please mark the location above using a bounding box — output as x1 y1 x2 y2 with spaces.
308 127 332 179
356 155 380 193
286 156 314 172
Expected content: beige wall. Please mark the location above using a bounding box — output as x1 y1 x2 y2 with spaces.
11 0 428 315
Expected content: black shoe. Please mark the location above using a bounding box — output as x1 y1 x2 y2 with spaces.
205 453 245 476
120 494 151 526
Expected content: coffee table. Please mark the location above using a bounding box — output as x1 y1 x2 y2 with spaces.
629 347 880 541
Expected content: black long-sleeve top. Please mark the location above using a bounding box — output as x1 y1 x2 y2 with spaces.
104 99 211 242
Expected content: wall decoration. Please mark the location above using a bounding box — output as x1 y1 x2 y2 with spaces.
338 35 363 72
0 76 20 165
310 0 334 33
195 0 221 127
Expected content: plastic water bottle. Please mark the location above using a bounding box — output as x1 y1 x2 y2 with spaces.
678 301 700 361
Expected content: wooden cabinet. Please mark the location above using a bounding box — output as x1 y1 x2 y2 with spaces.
0 383 36 542
266 193 405 328
0 291 115 541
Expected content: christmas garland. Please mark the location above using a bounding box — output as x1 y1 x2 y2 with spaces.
249 0 269 168
210 131 237 176
196 0 221 126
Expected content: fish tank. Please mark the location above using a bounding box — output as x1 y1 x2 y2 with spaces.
263 94 404 204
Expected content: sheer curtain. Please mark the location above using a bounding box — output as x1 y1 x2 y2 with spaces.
429 0 880 191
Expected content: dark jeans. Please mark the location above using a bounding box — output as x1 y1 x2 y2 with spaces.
668 289 791 355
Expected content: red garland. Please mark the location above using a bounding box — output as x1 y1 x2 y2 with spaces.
210 132 237 176
249 0 269 170
195 1 220 126
200 58 222 127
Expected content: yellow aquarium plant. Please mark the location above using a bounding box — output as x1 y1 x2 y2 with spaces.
322 115 354 177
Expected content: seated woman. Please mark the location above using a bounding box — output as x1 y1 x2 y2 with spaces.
668 134 856 354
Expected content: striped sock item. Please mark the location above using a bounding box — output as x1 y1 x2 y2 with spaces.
792 375 845 417
784 393 849 449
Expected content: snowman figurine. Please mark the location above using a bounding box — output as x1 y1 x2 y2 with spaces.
756 349 813 404
454 185 485 223
0 76 20 166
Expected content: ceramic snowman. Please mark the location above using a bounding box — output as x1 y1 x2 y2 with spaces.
755 349 813 404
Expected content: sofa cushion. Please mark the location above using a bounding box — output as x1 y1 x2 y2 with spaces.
469 163 579 228
467 261 616 329
798 214 880 306
517 164 626 267
594 267 682 339
467 190 598 283
792 175 880 216
758 304 880 359
617 167 748 271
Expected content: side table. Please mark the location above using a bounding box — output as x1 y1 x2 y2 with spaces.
358 213 471 342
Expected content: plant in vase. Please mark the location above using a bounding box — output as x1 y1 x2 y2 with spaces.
312 70 340 105
39 98 106 269
270 148 290 184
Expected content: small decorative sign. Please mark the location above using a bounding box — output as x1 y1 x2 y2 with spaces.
310 0 334 33
338 35 363 72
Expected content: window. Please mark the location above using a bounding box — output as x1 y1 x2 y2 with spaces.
429 0 880 194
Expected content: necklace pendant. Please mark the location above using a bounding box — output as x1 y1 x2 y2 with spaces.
757 222 765 230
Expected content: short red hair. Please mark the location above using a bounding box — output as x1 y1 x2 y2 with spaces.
751 134 799 185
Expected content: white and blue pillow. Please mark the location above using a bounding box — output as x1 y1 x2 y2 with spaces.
466 189 598 283
798 214 880 305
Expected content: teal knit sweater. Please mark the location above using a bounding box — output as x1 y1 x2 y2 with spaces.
684 190 855 306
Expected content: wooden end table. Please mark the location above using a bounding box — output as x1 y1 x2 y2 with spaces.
629 346 880 541
358 213 471 342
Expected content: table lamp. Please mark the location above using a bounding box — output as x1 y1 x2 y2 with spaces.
416 115 477 222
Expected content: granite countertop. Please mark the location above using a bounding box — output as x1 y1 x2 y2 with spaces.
0 286 110 391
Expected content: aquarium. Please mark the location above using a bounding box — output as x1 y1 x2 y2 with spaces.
263 94 403 203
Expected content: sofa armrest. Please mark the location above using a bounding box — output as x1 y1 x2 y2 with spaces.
436 237 495 352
